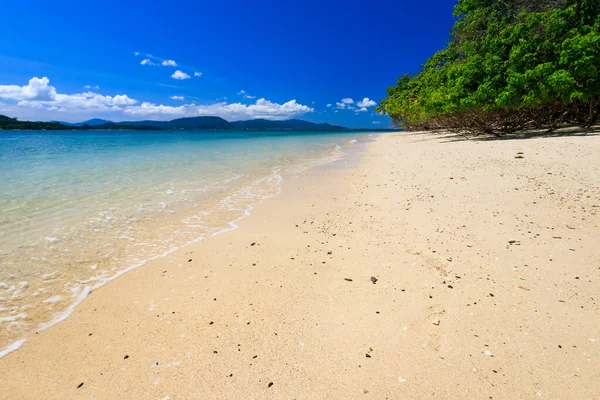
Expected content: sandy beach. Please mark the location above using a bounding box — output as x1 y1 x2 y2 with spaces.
1 131 599 399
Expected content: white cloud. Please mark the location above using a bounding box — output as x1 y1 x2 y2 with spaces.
51 93 137 108
171 70 190 80
0 77 136 112
47 106 67 112
237 89 256 100
372 121 381 124
356 107 368 112
0 77 312 122
124 98 313 121
335 98 356 110
125 102 188 116
20 101 45 108
94 85 100 90
326 103 332 107
84 85 91 89
134 52 140 56
357 97 376 108
0 77 57 101
139 54 202 82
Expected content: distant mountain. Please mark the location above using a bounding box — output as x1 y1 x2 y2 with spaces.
76 118 114 127
0 115 158 131
1 114 364 131
57 118 114 127
115 116 233 130
113 117 347 131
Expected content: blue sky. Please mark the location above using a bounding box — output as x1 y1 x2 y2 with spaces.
0 0 456 128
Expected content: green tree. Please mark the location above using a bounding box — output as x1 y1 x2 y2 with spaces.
377 0 599 135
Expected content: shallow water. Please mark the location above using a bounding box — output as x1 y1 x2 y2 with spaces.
0 129 371 356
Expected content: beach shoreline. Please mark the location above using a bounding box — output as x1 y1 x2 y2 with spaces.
0 130 365 356
1 131 599 399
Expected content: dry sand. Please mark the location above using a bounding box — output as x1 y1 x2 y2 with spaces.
1 131 599 399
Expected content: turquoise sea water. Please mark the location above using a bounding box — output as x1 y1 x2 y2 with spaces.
0 129 369 356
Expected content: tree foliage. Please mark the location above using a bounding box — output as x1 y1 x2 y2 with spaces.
0 115 74 130
376 0 600 135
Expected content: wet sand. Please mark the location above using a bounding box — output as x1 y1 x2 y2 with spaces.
1 131 599 399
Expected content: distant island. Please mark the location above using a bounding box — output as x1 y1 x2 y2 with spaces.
0 115 396 132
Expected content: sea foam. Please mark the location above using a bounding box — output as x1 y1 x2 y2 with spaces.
0 130 361 359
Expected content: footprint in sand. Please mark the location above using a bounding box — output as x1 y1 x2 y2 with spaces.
407 249 449 276
412 304 447 352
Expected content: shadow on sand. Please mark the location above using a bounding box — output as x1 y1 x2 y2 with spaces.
434 125 600 143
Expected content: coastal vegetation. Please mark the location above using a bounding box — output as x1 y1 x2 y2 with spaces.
0 115 73 130
0 115 161 131
376 0 600 135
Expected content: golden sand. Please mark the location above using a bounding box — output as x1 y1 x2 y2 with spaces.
1 131 599 399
